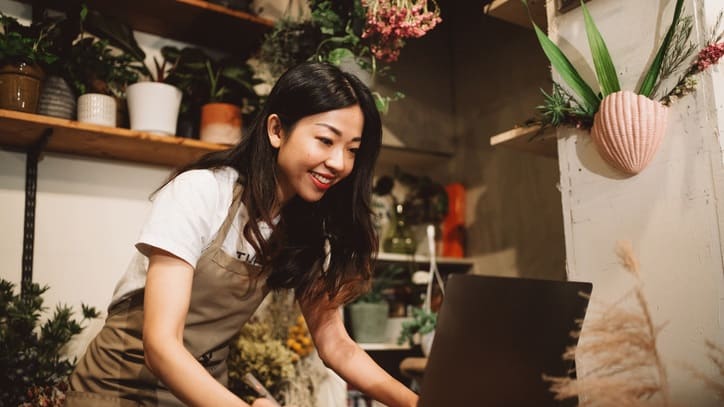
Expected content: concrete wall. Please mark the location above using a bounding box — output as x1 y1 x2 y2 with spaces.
551 0 724 405
446 2 566 280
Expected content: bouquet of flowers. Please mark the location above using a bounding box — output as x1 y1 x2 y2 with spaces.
361 0 442 62
258 0 442 113
227 291 326 407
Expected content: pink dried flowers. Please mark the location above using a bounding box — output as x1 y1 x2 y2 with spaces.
696 41 724 71
361 0 442 62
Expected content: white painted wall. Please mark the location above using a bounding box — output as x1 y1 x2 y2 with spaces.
551 0 724 405
0 0 196 331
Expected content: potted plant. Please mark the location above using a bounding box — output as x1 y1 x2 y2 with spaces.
397 306 437 355
64 36 143 127
348 264 406 343
0 278 99 406
523 0 724 175
32 7 81 120
81 9 183 135
0 13 58 113
166 48 260 144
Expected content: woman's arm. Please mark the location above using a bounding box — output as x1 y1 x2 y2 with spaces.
142 248 250 407
300 295 418 407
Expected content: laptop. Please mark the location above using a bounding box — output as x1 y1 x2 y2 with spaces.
417 273 592 407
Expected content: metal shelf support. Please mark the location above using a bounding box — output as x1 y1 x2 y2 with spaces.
21 128 52 297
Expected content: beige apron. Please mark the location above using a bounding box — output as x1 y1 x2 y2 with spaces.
66 184 269 406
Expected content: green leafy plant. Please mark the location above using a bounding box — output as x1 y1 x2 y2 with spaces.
0 13 58 67
258 0 414 114
397 306 437 346
64 37 143 97
356 264 407 303
522 0 685 130
163 46 261 120
81 8 180 83
0 278 99 407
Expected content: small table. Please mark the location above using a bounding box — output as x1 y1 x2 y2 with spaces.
399 357 427 390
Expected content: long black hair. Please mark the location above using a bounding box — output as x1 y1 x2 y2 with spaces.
172 62 381 306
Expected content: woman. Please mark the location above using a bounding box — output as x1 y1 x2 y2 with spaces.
66 62 418 407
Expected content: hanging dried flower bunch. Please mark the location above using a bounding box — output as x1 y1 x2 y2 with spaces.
545 241 724 406
361 0 442 62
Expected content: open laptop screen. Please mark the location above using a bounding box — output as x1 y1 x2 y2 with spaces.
418 274 592 407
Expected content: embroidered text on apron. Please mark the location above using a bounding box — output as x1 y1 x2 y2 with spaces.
66 184 269 406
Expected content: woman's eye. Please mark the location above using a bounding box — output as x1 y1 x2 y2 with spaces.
349 148 359 156
317 137 333 146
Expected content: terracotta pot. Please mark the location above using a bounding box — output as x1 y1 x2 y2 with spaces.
200 102 242 145
590 91 668 175
0 62 45 113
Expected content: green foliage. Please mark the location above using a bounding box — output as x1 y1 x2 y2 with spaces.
64 37 143 97
259 0 404 114
581 1 620 97
522 0 599 117
522 0 686 128
535 82 593 129
82 9 150 78
356 264 407 304
0 278 99 407
397 307 437 346
638 0 685 96
0 13 58 67
163 46 261 118
260 19 322 78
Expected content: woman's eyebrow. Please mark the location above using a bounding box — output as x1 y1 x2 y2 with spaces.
315 123 362 142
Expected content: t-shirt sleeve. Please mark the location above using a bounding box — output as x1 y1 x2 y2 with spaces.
136 170 221 268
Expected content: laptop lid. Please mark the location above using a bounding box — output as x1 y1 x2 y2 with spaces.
418 274 592 407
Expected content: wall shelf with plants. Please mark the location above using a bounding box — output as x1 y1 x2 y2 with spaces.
18 0 274 56
0 108 453 168
0 108 226 167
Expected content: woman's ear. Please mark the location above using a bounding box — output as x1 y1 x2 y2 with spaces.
267 114 283 148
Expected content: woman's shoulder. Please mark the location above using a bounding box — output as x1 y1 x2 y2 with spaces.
170 166 238 192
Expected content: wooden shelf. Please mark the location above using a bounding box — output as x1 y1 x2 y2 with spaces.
483 0 546 29
24 0 274 56
359 342 411 351
377 144 452 171
0 109 227 167
376 252 474 274
490 124 557 158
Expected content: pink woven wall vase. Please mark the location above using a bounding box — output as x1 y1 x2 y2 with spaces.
590 91 669 175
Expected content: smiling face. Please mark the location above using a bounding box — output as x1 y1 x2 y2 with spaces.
267 104 364 205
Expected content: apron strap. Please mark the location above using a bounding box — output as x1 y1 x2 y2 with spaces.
207 182 243 251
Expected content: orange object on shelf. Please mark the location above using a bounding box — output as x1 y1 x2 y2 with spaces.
442 183 465 258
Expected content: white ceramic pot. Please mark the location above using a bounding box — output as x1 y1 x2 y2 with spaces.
77 93 116 127
126 82 182 135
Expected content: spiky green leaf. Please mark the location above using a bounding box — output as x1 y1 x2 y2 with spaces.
638 0 685 96
531 22 600 114
581 0 620 96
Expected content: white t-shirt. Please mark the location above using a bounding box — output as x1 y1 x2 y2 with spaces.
111 167 274 305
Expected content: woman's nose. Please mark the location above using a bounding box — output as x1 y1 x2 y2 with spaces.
325 146 346 173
